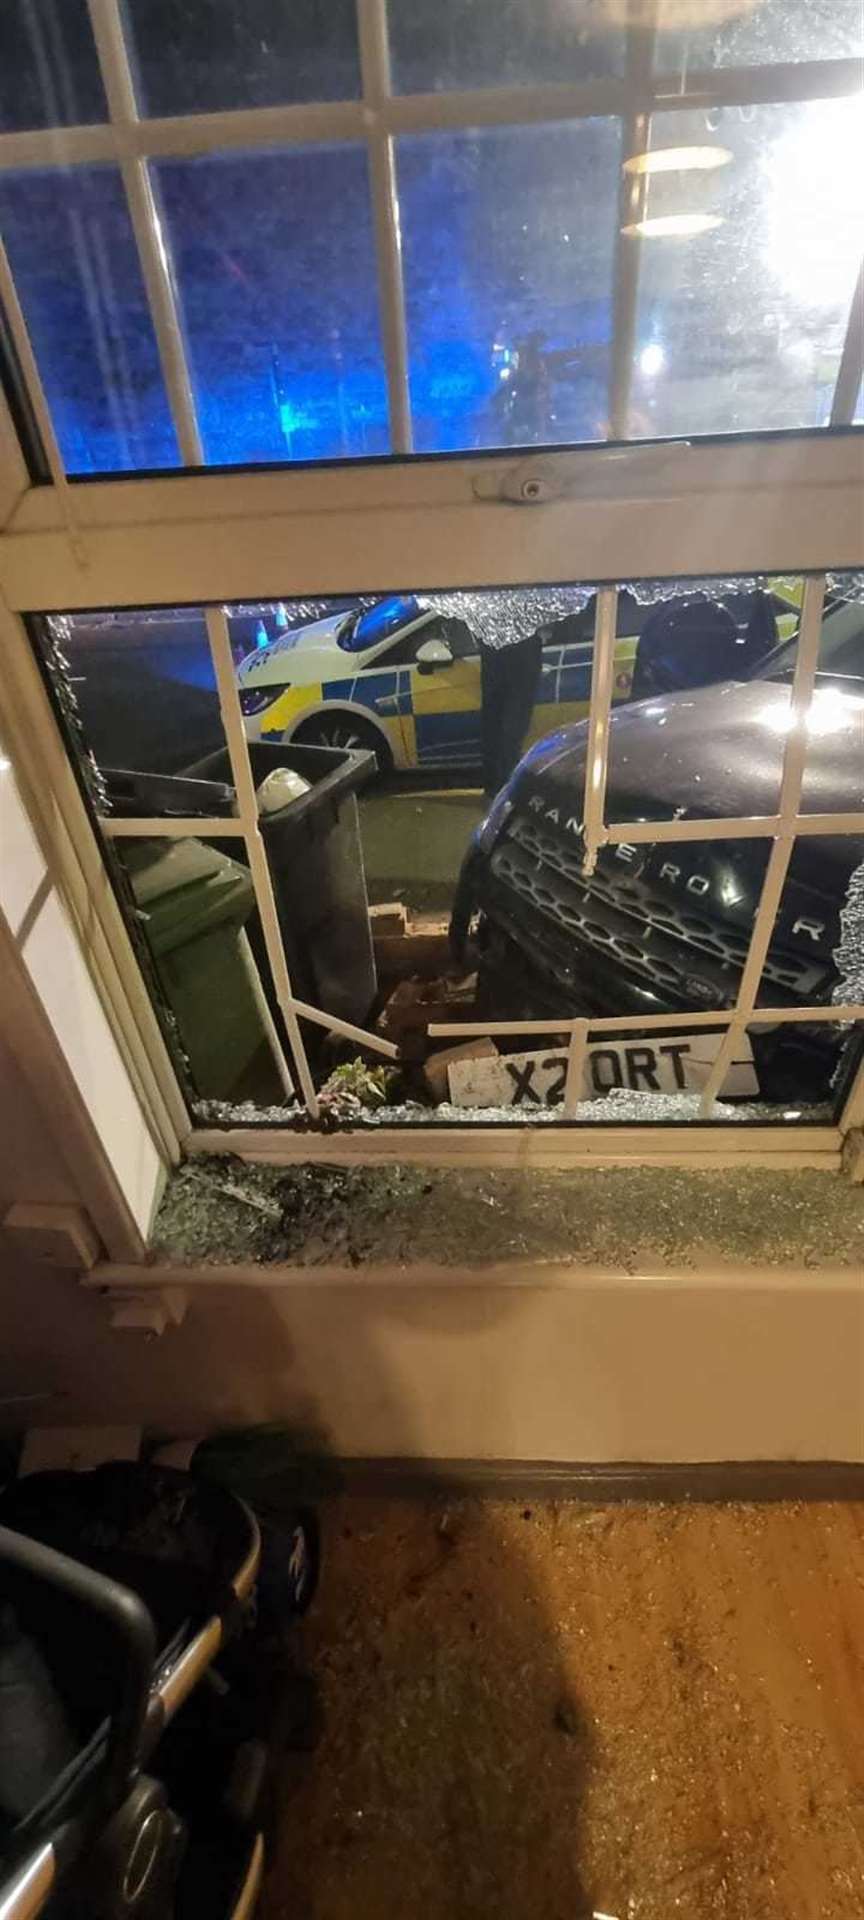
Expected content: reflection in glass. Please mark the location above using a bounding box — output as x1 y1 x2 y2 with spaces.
154 147 388 465
0 0 106 133
398 120 620 453
389 0 623 93
0 167 178 473
122 0 360 116
630 100 864 438
657 0 863 73
55 609 218 774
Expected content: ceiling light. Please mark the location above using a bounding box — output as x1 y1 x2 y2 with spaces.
624 145 732 176
622 213 724 238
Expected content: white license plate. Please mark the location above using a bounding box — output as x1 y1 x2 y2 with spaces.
447 1031 759 1108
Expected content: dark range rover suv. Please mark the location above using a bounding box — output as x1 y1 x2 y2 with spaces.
452 596 864 1104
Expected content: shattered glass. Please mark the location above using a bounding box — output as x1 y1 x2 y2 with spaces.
427 588 593 648
193 1091 834 1130
37 559 864 1135
834 861 864 1007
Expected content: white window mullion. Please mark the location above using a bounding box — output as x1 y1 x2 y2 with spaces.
651 55 863 114
581 586 618 875
86 0 204 467
0 56 860 174
603 811 864 846
607 16 656 440
428 1006 864 1041
698 571 828 1114
0 122 118 169
831 258 864 426
0 384 32 525
357 0 413 454
0 231 81 546
841 1054 864 1133
204 608 399 1118
205 606 320 1113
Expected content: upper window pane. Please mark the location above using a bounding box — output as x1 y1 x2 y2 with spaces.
154 148 388 464
0 0 106 132
657 0 864 73
398 119 620 453
630 99 864 438
122 0 360 115
389 0 624 92
0 167 179 472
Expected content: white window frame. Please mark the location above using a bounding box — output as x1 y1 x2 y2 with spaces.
0 0 862 1170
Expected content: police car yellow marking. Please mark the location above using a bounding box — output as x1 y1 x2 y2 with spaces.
260 683 324 738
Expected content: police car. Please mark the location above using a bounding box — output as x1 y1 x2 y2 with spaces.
237 593 639 772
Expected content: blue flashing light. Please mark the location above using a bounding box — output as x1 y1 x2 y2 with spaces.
340 594 422 653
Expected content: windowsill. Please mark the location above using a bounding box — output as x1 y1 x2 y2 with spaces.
138 1157 864 1276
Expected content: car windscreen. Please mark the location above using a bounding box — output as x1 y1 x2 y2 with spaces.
338 594 423 653
759 597 864 686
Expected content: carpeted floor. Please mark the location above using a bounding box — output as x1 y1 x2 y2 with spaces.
262 1495 864 1919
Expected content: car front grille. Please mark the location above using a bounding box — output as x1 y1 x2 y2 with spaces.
489 814 827 1004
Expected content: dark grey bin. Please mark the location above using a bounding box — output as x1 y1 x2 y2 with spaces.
183 741 378 1032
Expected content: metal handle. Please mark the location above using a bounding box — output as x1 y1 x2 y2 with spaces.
0 1845 55 1920
151 1505 260 1728
229 1833 264 1920
0 1524 154 1802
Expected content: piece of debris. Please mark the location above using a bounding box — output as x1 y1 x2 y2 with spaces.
371 906 452 982
423 1037 498 1103
186 1167 281 1219
368 901 408 937
378 973 478 1038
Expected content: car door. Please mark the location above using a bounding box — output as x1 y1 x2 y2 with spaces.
408 633 483 767
373 621 482 769
529 600 640 744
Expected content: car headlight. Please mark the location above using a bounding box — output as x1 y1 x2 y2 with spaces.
239 686 279 716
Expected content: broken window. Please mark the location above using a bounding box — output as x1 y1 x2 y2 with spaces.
2 1 862 1155
30 569 864 1133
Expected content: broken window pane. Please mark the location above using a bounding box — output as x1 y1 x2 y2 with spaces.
153 148 389 464
398 119 620 452
34 575 863 1127
630 99 864 437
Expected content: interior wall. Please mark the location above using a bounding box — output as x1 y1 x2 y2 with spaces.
0 1265 860 1464
0 1031 79 1216
0 741 164 1239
